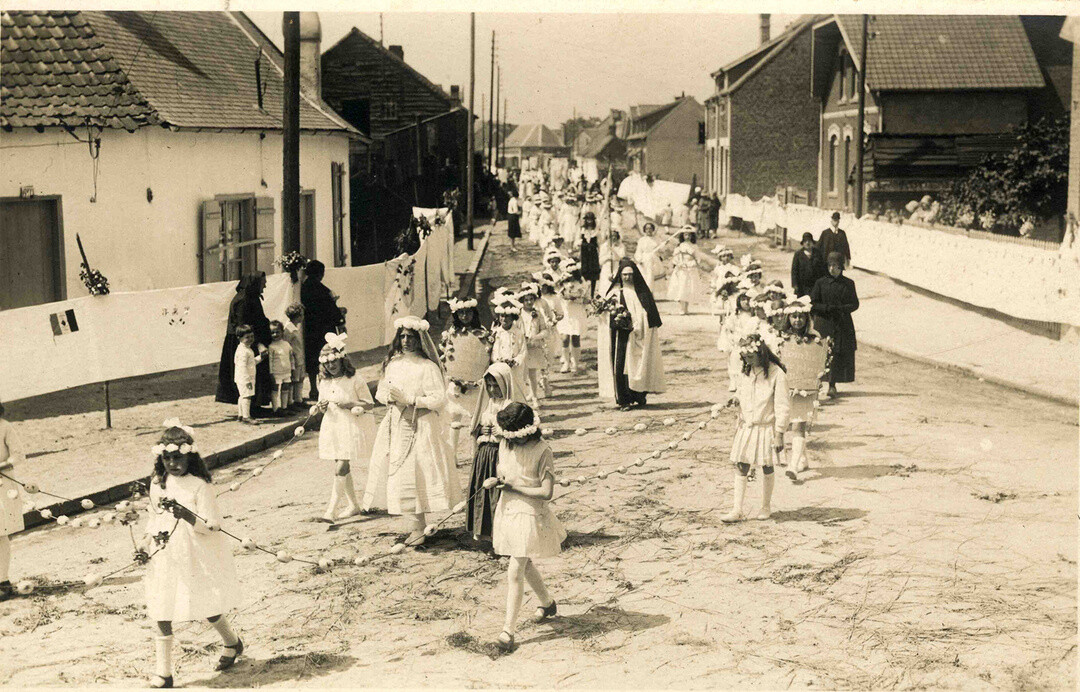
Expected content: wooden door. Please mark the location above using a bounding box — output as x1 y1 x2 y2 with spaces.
0 197 64 310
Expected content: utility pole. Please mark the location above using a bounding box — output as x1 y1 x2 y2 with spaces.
379 13 384 46
495 64 501 170
855 13 868 218
488 30 495 172
481 92 486 158
282 12 300 254
503 96 507 169
467 13 475 250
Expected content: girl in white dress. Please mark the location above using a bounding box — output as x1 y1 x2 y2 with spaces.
781 298 825 480
666 228 702 315
314 334 377 523
598 230 627 288
555 265 588 374
491 298 529 387
720 287 764 392
516 284 550 408
533 272 562 397
440 299 491 462
141 422 243 688
722 335 791 523
0 402 24 602
633 222 663 289
491 403 564 652
363 317 462 546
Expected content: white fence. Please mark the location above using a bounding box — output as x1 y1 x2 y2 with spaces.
725 194 1080 327
0 208 455 403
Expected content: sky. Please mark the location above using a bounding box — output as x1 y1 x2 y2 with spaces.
248 12 801 129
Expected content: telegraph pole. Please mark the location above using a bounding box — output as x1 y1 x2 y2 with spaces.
503 96 508 168
467 13 476 250
495 65 501 170
282 12 300 254
855 13 868 217
488 31 495 172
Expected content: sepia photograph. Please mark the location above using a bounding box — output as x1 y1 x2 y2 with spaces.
0 1 1077 688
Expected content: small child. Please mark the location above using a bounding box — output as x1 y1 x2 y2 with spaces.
283 304 307 409
491 402 564 652
314 335 376 523
0 401 24 601
533 274 562 397
722 334 790 523
491 299 529 387
720 288 763 392
233 324 266 424
782 298 824 480
441 299 491 462
666 227 701 316
141 423 243 688
267 321 296 413
555 266 587 374
516 284 550 408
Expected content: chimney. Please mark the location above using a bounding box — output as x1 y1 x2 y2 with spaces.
760 14 771 45
297 12 322 97
388 44 404 61
450 85 461 105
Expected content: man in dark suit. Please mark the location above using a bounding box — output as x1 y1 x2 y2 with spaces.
818 211 852 270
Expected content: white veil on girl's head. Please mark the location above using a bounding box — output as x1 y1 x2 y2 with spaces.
469 361 527 435
383 316 445 379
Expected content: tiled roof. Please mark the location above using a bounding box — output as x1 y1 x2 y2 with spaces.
581 133 618 159
504 123 566 149
2 10 357 133
836 14 1045 91
2 11 158 130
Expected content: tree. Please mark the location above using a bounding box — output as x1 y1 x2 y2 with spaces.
939 117 1069 234
561 115 603 147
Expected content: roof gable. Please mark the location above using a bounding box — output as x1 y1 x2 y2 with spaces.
834 14 1045 91
720 16 820 96
504 123 565 149
322 28 453 105
1 10 357 133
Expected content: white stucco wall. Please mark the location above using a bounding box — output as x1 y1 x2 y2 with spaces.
0 127 351 294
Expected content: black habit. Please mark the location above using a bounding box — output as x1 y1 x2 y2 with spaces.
215 273 273 407
810 272 859 384
300 276 344 398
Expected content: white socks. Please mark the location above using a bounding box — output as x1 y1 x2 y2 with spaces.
722 474 747 522
155 635 173 678
210 617 239 647
324 476 345 520
341 473 360 512
757 473 774 519
790 435 807 473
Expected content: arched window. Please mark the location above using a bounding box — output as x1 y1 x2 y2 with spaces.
844 134 853 205
838 53 847 102
829 135 838 192
848 55 858 100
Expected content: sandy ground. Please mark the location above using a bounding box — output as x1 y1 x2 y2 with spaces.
0 229 1075 689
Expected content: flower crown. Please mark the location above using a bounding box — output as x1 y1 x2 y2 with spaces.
394 316 430 332
496 415 541 439
763 302 787 318
785 296 812 314
738 334 765 357
493 297 523 315
153 418 198 456
517 282 540 298
318 332 349 363
447 297 478 312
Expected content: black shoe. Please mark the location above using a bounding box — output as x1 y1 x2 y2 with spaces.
534 600 557 619
215 638 243 671
0 581 13 602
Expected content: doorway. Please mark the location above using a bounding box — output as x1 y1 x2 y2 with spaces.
0 196 65 310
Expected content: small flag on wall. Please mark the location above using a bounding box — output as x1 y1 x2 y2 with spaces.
49 309 79 336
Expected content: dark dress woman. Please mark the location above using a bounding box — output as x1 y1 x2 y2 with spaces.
810 255 859 389
300 261 345 401
579 212 601 296
215 273 273 409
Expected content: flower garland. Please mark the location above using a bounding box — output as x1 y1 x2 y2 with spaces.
276 251 308 275
79 266 110 296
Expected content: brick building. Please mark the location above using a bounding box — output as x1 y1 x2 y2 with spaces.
705 15 823 201
625 97 705 186
811 15 1052 213
320 26 467 263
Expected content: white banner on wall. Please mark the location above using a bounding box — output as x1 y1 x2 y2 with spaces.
0 218 454 402
726 194 1080 327
616 173 692 221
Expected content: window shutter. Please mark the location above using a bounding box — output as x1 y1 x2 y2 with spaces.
255 196 276 275
199 200 224 284
331 162 345 267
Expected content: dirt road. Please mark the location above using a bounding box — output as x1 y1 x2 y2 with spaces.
1 229 1075 689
